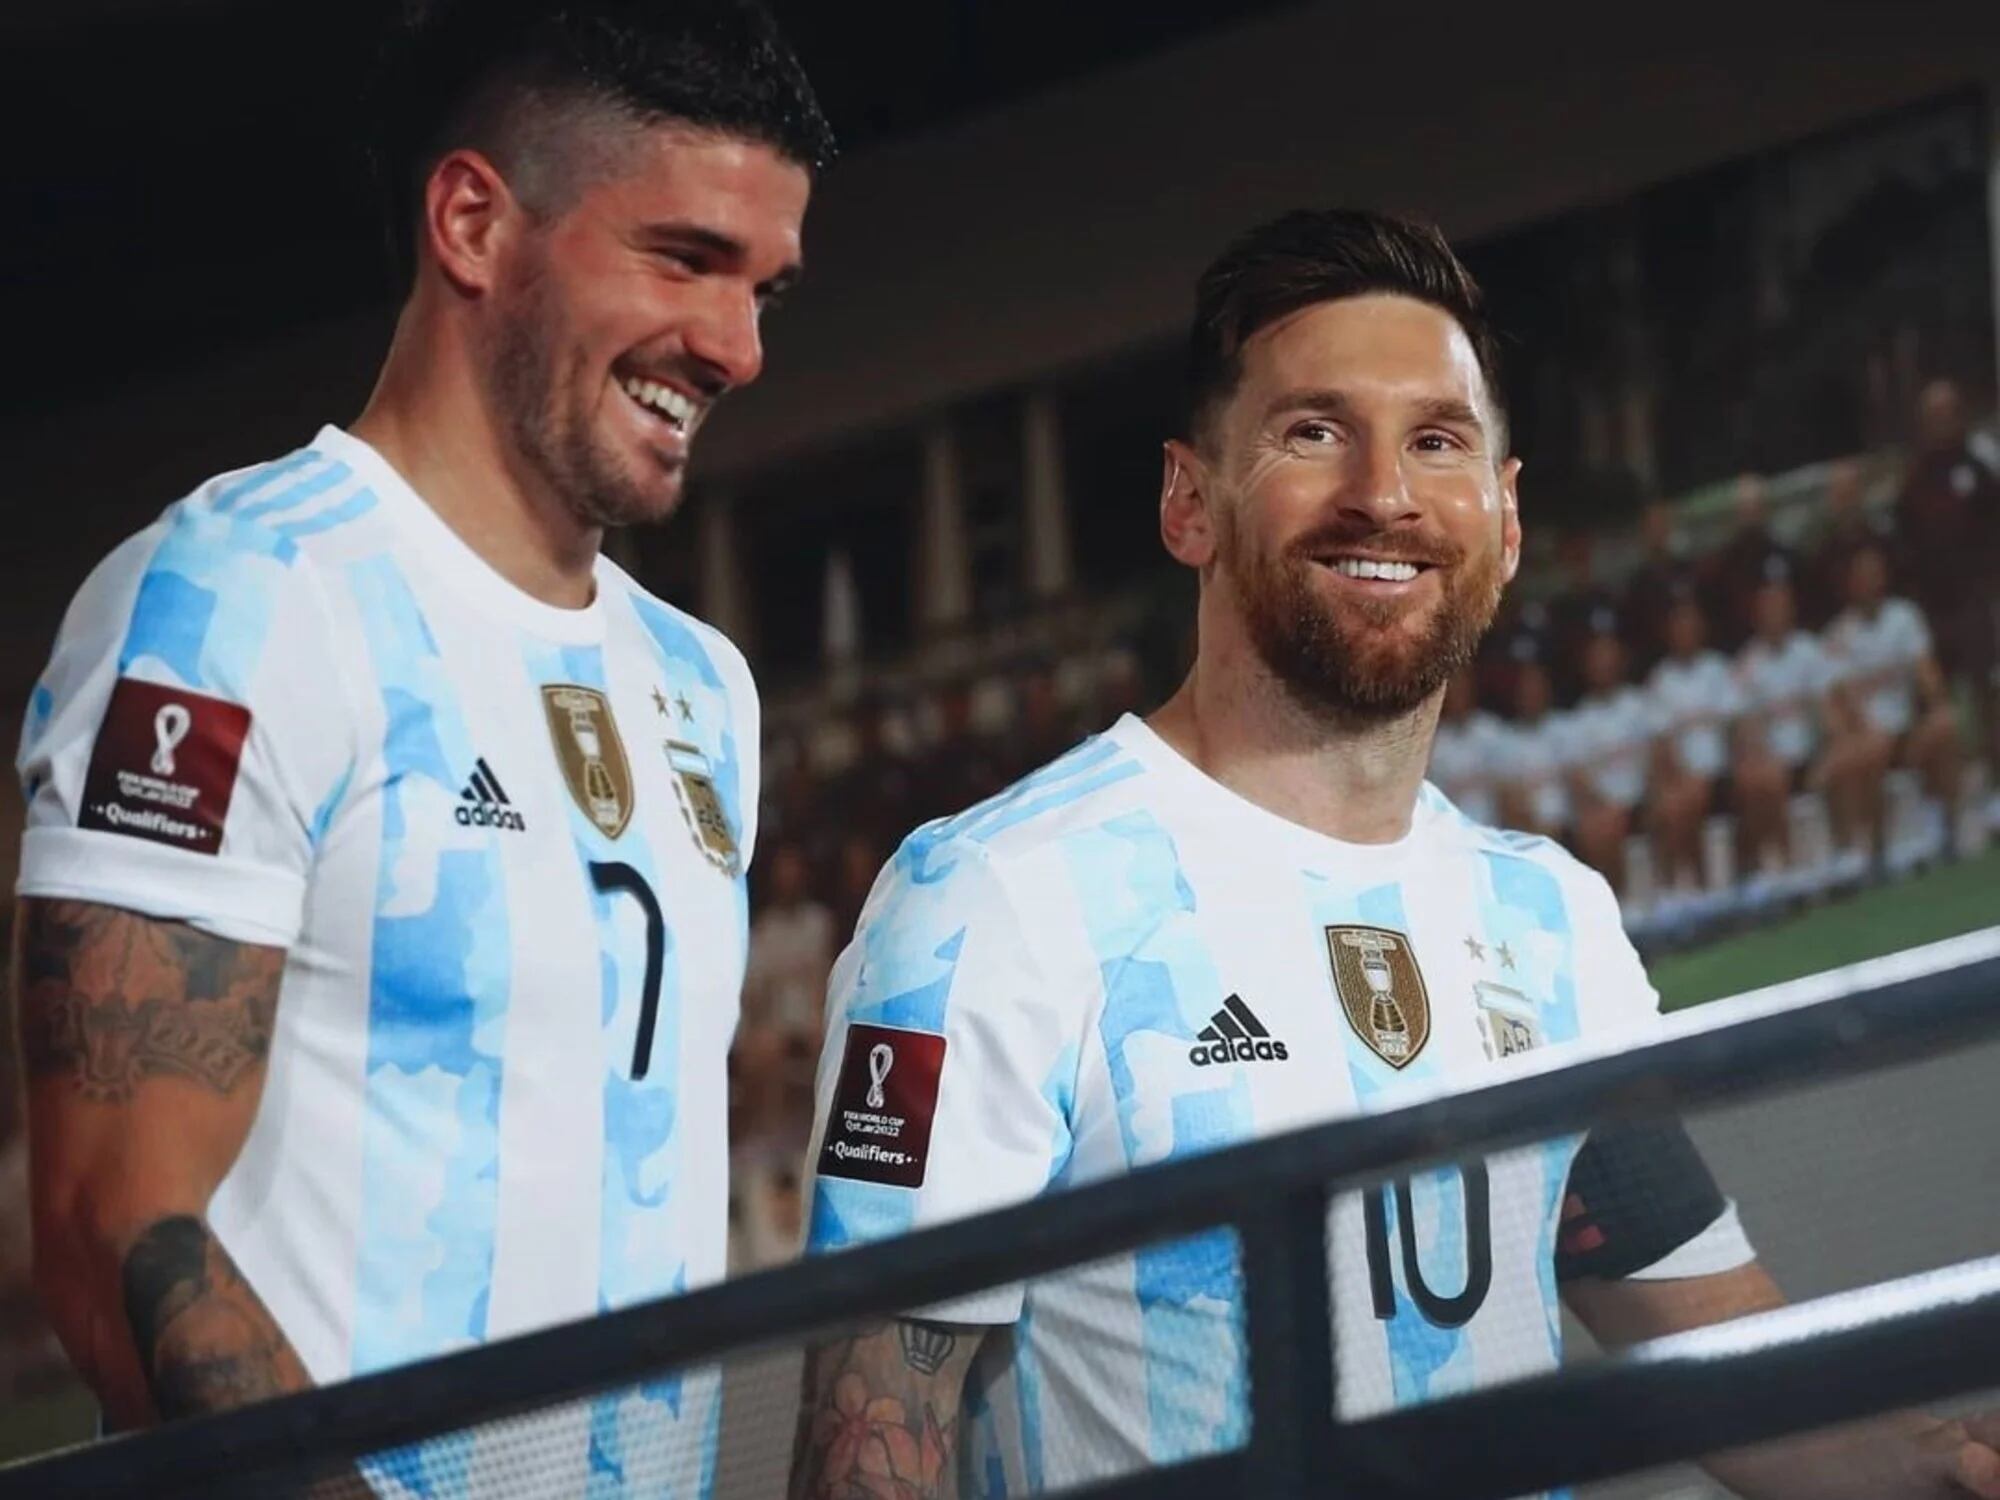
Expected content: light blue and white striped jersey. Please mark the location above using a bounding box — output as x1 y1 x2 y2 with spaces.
18 427 755 1498
804 715 1750 1498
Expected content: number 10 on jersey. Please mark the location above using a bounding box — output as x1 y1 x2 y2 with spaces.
1361 1162 1494 1329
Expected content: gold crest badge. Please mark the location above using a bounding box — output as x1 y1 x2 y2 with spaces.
664 738 741 876
541 684 634 839
1325 925 1432 1069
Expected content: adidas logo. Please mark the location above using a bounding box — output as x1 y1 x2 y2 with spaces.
456 757 526 832
1189 995 1290 1067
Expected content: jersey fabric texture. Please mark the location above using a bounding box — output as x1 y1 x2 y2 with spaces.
17 427 756 1498
803 715 1751 1498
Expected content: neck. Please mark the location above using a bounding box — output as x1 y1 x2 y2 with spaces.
350 305 603 609
1147 627 1440 846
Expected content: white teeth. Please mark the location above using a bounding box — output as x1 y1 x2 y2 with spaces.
621 376 696 430
1332 557 1419 582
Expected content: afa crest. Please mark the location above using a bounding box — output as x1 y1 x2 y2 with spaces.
664 738 741 876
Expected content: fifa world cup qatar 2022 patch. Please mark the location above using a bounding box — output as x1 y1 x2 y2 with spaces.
78 678 251 855
816 1023 948 1189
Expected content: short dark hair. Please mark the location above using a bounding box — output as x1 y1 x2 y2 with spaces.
1185 208 1506 451
368 0 837 289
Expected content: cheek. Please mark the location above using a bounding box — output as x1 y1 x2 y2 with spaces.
1424 477 1506 542
1238 458 1337 544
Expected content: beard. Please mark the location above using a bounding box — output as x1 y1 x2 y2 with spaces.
481 260 687 532
1223 512 1505 721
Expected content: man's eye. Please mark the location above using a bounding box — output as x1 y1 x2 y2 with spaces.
1288 420 1339 445
1414 430 1465 453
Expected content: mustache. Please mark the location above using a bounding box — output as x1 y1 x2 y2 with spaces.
1282 525 1466 569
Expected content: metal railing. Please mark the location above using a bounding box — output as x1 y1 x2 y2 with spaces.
6 926 1998 1499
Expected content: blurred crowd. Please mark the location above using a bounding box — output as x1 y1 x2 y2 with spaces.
727 377 2000 1270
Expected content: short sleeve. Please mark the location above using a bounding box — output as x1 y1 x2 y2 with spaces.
1561 862 1757 1280
1568 862 1660 1041
15 505 359 947
802 831 1077 1324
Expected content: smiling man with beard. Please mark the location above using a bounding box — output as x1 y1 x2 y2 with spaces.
14 3 830 1492
788 211 2000 1500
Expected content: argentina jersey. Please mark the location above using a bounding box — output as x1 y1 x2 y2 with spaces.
803 713 1752 1498
16 426 757 1498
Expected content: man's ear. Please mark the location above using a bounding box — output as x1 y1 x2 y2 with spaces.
1498 455 1523 586
1161 439 1218 569
421 148 522 296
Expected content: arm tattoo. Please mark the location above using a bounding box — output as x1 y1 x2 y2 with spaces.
122 1215 310 1419
17 900 283 1103
898 1320 958 1376
791 1319 978 1500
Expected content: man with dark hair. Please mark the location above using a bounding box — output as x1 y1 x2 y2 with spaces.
14 1 828 1488
789 209 2000 1498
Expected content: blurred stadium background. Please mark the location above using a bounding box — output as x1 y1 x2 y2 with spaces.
2 0 1999 1488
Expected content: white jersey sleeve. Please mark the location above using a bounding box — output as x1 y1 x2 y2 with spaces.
804 829 1077 1323
16 502 360 946
1565 864 1755 1279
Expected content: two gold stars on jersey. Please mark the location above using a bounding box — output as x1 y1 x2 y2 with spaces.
537 682 741 875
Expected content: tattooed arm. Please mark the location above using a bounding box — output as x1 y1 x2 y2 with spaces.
12 897 311 1428
789 1318 987 1500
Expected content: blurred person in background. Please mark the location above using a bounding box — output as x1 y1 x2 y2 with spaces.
1645 591 1745 911
829 829 883 943
738 841 836 1139
1496 657 1574 843
1621 498 1697 672
9 1 829 1481
1704 473 1796 649
1826 543 1963 867
1704 476 1800 648
1804 458 1895 628
1733 572 1879 894
1898 378 2000 771
1545 529 1624 705
1425 667 1510 827
1565 631 1653 897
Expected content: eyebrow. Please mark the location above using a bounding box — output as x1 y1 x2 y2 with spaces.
1261 387 1488 434
637 220 805 296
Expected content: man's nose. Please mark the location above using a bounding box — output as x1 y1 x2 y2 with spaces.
683 282 766 391
1335 435 1422 529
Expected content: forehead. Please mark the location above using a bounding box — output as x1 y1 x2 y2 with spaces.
1235 293 1491 415
579 125 810 262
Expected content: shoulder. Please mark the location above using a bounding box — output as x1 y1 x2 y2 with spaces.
138 441 365 573
603 562 756 703
913 729 1153 868
1885 597 1928 633
54 443 358 666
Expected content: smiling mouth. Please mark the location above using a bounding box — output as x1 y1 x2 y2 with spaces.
619 374 699 436
1312 554 1441 583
